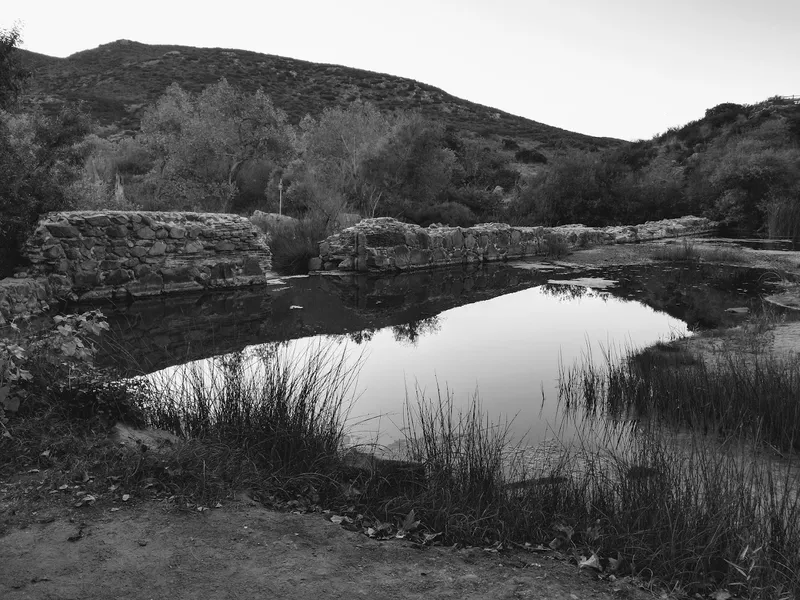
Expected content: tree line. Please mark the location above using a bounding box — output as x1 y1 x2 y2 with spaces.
3 23 800 278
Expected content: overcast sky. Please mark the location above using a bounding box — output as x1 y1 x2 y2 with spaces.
6 0 799 141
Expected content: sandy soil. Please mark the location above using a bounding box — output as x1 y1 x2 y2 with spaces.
0 497 658 600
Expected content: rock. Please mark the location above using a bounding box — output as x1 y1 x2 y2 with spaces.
148 241 168 256
136 226 156 239
111 422 180 454
46 223 80 238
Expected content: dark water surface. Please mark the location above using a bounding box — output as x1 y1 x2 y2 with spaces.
89 261 781 446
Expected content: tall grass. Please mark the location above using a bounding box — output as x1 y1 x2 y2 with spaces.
143 343 360 474
651 239 745 263
397 372 800 597
560 345 800 453
765 197 800 242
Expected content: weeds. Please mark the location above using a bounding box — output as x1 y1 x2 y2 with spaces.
651 239 746 263
143 342 360 474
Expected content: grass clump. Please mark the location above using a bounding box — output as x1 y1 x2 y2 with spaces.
652 239 746 263
143 343 359 475
562 345 800 453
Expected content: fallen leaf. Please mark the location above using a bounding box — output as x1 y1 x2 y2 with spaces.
122 494 130 502
579 554 602 571
710 592 732 600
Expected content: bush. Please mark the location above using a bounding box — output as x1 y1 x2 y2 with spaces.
514 148 548 164
0 106 92 277
267 216 329 274
407 202 477 227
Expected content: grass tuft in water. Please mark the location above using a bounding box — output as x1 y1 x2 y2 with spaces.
144 343 360 474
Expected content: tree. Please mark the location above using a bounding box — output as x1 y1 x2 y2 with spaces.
0 24 31 110
140 79 294 211
0 106 93 276
298 101 390 216
360 112 456 214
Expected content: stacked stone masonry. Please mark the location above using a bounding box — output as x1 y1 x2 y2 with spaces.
311 216 716 272
0 278 51 326
21 211 272 303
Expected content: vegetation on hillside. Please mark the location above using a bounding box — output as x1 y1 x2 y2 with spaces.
0 26 93 277
509 98 800 235
3 33 800 276
18 40 619 150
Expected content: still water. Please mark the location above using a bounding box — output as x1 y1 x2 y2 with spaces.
93 260 780 448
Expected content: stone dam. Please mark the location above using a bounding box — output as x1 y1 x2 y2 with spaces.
0 211 272 324
1 212 715 325
310 216 715 272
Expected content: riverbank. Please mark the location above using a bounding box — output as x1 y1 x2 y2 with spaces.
3 236 800 599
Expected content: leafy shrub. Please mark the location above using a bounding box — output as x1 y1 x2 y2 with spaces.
514 148 548 164
407 202 477 227
267 216 329 274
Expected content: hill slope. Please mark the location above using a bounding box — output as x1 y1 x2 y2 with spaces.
19 40 621 150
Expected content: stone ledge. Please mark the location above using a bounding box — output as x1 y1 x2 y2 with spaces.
312 216 716 273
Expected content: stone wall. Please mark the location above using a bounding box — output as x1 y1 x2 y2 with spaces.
311 216 715 272
0 277 50 326
20 211 272 302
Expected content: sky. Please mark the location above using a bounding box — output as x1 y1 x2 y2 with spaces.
6 0 799 141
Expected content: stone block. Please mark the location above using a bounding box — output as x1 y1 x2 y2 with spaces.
85 215 111 227
148 241 167 256
46 223 80 238
105 268 133 285
43 245 65 259
105 225 128 238
410 248 431 265
136 226 156 239
210 262 234 281
308 257 323 271
215 241 235 252
155 229 169 239
242 257 263 276
169 226 186 239
73 271 99 287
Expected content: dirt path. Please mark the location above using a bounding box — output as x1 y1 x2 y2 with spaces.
0 499 660 600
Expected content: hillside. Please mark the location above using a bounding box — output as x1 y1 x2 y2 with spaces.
509 96 800 236
18 40 621 151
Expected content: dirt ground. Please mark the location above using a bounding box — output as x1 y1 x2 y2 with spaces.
0 497 661 600
4 236 799 600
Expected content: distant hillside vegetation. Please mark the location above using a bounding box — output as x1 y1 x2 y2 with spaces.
509 96 800 238
18 40 620 151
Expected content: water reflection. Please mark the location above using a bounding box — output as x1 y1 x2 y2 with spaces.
87 260 781 446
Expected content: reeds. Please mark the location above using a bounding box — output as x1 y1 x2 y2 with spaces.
651 239 746 263
143 342 360 474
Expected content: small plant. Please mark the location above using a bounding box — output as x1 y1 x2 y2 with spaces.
0 310 112 432
543 232 570 258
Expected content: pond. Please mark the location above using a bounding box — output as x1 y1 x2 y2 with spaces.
87 260 783 449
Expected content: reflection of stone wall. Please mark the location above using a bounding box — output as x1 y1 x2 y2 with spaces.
311 216 715 272
22 211 272 301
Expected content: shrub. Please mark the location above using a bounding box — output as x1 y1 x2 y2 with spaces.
514 148 548 164
267 216 329 274
407 202 477 227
